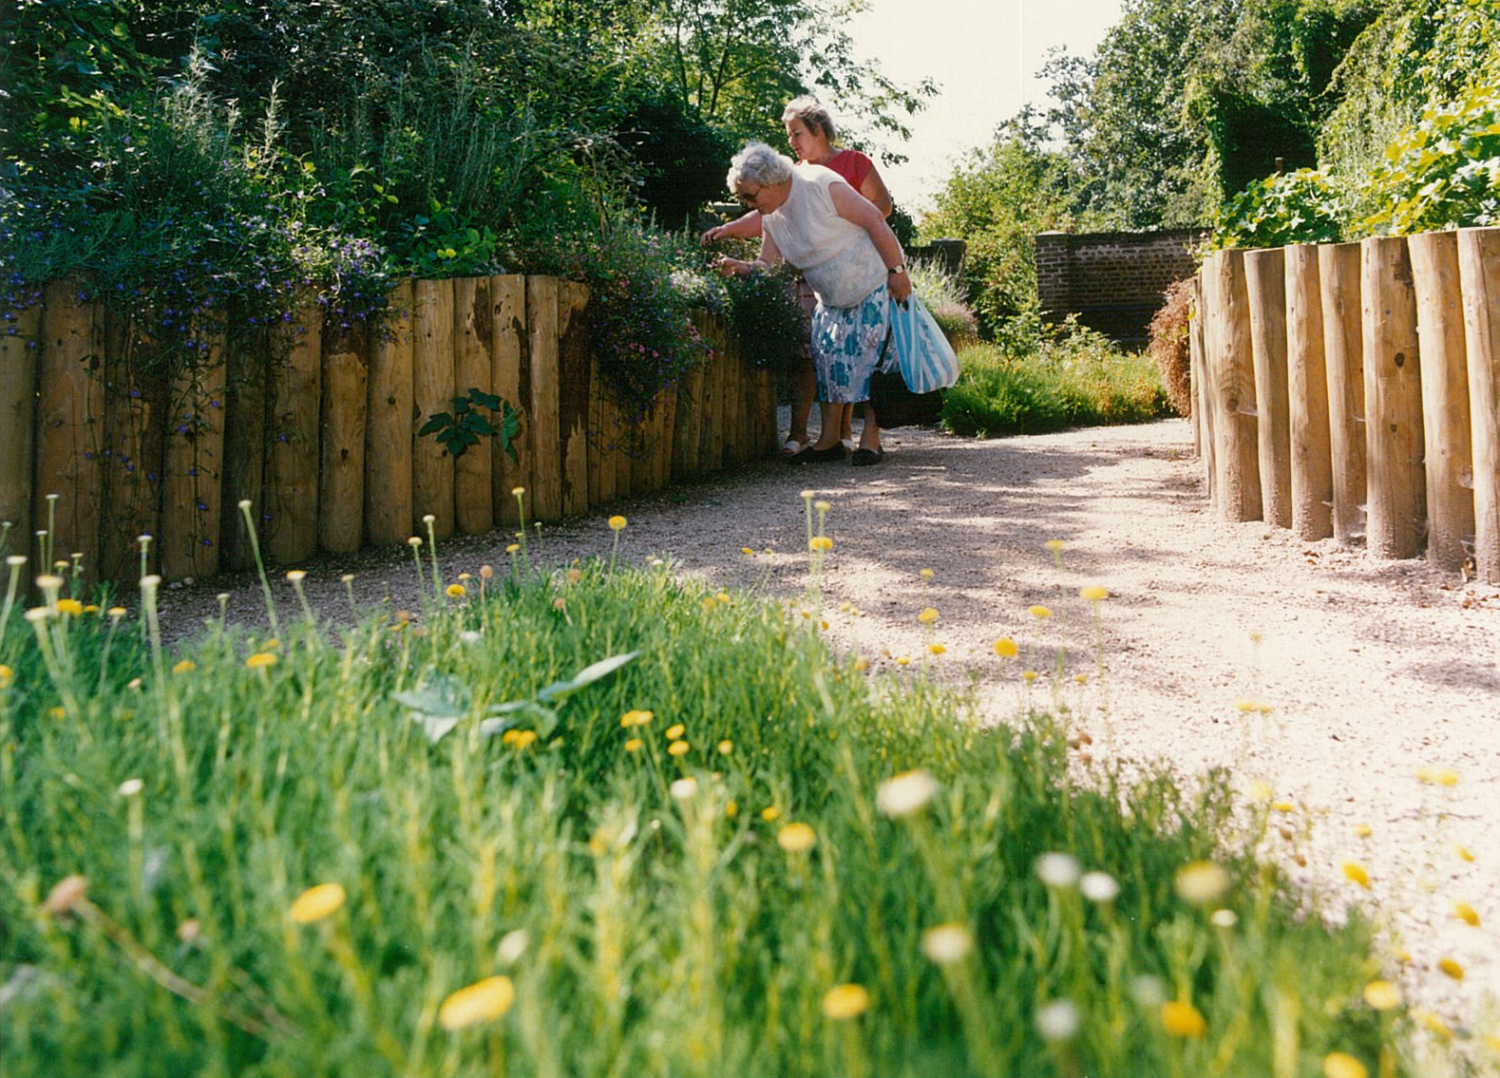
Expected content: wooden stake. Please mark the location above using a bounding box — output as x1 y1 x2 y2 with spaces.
1 300 41 557
1190 277 1217 503
1361 236 1426 559
320 320 369 553
266 294 321 565
526 277 562 521
1245 248 1292 529
1457 227 1500 582
161 329 227 582
1408 231 1475 572
1284 245 1333 540
366 281 414 548
559 281 591 515
412 279 456 539
453 277 494 535
1202 251 1262 521
490 276 529 527
1317 243 1368 547
34 281 103 575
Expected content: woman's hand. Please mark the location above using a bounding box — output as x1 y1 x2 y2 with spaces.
888 269 913 304
714 256 755 277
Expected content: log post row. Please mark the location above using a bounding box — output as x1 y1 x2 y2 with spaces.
1245 248 1293 529
1202 251 1262 521
1407 231 1475 572
1361 237 1426 559
1284 245 1333 540
1457 226 1500 583
1317 243 1368 547
366 280 415 547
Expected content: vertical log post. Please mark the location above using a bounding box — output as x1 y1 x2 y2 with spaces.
674 318 707 477
319 321 369 553
656 387 678 488
412 279 456 539
558 281 591 516
161 329 227 582
221 326 271 572
1408 231 1475 572
1318 243 1368 547
1188 276 1203 460
526 276 562 521
630 396 655 496
266 295 322 564
597 376 620 505
453 277 494 535
1202 251 1262 521
1457 227 1500 582
366 281 415 548
1245 248 1293 529
1361 236 1426 559
34 281 103 575
490 276 529 527
1284 245 1333 540
1 300 42 556
1190 276 1217 504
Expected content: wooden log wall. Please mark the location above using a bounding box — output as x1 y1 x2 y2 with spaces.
0 276 777 583
1195 226 1500 583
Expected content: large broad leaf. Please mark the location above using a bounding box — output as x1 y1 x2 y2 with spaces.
394 668 471 744
534 651 639 703
478 702 560 739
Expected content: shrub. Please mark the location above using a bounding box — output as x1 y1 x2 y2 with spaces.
909 260 979 347
1207 168 1344 250
1147 278 1196 417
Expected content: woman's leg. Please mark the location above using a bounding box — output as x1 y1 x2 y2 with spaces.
839 402 855 445
788 355 817 447
809 401 844 451
859 404 881 452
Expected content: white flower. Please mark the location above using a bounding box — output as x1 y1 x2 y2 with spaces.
1174 860 1230 905
669 777 699 801
875 769 938 818
460 631 482 645
1128 975 1166 1006
1035 852 1082 889
920 923 973 965
495 929 528 967
117 778 144 798
1080 871 1120 903
1035 999 1081 1042
1210 908 1239 928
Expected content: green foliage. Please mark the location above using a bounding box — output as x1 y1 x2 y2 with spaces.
1357 83 1500 235
942 324 1171 438
1207 167 1345 249
417 389 522 462
1147 278 1197 417
908 261 977 343
721 265 806 372
0 552 1399 1077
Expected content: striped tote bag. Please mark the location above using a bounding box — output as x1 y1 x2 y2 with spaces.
887 295 960 394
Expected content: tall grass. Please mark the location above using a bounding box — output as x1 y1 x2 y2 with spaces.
943 333 1171 438
0 534 1402 1077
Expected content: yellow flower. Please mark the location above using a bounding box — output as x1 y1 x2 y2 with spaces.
246 652 278 669
172 659 196 675
717 740 733 755
742 547 755 556
1414 1009 1453 1040
1022 670 1038 682
608 515 627 531
511 730 537 750
438 976 515 1031
1079 585 1108 602
621 709 653 728
500 729 520 745
896 656 910 666
511 487 525 497
1363 981 1401 1010
289 883 345 924
760 806 782 822
1353 823 1372 838
665 723 686 740
1272 801 1294 813
1342 862 1370 889
725 800 738 818
1044 539 1064 552
0 664 12 690
108 607 127 619
993 638 1018 659
777 823 816 852
1322 1051 1369 1078
506 543 520 554
286 569 307 582
624 738 643 753
667 740 689 756
1456 844 1474 862
1437 957 1464 980
917 607 938 624
1174 861 1230 905
1247 780 1274 802
1434 768 1459 786
821 983 870 1020
1028 605 1052 619
920 568 934 580
446 583 466 598
808 536 833 552
83 604 99 614
56 598 84 616
47 706 65 721
1160 1000 1206 1038
928 643 946 655
1453 901 1480 927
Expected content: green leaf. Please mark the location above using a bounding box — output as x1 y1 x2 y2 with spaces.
418 413 452 436
536 651 639 703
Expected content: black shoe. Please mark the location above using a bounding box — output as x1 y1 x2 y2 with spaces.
788 442 848 464
850 447 885 467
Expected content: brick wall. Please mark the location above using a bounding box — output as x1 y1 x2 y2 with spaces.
1035 229 1205 346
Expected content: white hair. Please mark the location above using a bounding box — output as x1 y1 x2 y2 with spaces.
727 142 794 191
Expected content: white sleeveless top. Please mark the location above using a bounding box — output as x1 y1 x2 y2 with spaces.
763 165 887 308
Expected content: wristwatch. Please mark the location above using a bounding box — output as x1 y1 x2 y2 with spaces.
887 264 906 276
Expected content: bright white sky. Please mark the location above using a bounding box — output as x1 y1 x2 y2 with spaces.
842 0 1127 214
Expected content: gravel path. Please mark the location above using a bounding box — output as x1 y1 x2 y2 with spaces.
165 415 1500 1038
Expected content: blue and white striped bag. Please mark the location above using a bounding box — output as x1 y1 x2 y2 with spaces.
887 295 960 394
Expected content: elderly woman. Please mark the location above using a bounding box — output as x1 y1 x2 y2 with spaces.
705 98 894 457
715 141 911 466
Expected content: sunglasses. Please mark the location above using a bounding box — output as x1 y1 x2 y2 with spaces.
734 186 761 208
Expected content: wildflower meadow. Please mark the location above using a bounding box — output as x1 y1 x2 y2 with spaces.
0 498 1430 1078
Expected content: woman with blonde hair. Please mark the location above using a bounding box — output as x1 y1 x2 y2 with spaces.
714 141 910 466
704 97 894 458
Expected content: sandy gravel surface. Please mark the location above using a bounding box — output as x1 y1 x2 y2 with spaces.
164 416 1500 1042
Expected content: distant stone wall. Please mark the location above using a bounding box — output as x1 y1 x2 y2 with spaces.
1035 229 1205 346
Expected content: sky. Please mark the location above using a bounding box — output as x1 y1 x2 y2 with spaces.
842 0 1127 213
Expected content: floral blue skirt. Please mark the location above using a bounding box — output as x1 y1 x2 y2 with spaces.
811 283 892 404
